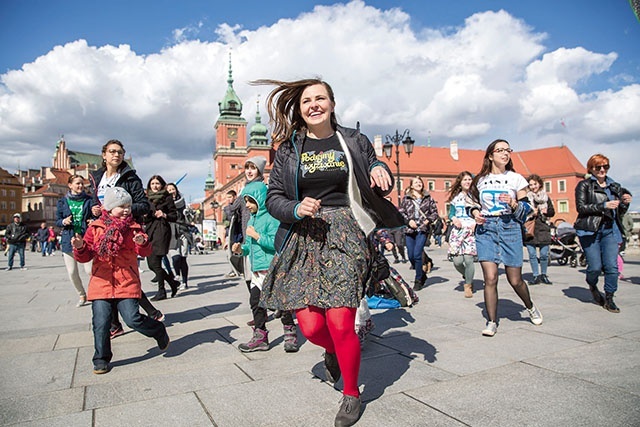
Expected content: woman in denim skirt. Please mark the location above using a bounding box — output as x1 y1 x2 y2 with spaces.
469 139 543 337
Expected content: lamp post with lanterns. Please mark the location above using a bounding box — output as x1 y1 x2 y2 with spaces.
383 129 415 205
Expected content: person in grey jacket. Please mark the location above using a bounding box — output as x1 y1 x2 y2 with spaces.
254 78 404 427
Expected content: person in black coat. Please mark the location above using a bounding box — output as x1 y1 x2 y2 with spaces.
145 175 180 300
574 154 631 312
5 213 29 270
524 174 555 285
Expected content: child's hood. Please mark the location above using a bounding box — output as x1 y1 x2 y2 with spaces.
240 181 268 215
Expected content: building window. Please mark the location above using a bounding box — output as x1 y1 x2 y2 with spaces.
558 200 569 213
1 201 6 209
0 189 5 196
428 180 435 191
9 190 15 197
558 180 566 192
9 202 16 210
444 181 451 190
230 141 236 149
544 181 551 193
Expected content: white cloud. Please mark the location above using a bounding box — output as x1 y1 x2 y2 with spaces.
0 0 638 206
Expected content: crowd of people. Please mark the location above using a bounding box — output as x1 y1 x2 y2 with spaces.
1 78 636 426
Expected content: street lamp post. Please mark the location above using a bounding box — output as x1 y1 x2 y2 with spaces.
383 129 415 205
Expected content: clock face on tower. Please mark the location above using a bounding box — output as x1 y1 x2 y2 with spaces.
228 128 237 138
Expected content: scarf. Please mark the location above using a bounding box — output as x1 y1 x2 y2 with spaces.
147 189 167 204
67 190 91 201
527 189 548 207
94 210 133 260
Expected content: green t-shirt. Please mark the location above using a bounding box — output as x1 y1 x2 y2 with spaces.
67 198 84 234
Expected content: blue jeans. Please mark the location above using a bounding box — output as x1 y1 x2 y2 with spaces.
525 244 549 277
92 298 167 367
406 232 427 282
7 242 26 268
579 227 619 294
41 241 48 256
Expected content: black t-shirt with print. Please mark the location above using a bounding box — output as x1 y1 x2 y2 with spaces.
298 134 349 206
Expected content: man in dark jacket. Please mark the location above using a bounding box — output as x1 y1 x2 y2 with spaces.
5 213 29 270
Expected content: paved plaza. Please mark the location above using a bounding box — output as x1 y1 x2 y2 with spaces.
1 245 639 426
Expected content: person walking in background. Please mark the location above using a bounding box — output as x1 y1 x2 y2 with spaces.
446 171 477 298
390 227 407 264
145 175 180 301
46 226 57 256
56 174 93 307
432 216 444 248
255 78 404 427
72 187 169 375
574 154 631 313
36 223 49 256
166 182 192 290
469 139 543 337
399 177 439 291
4 213 29 271
232 181 299 353
524 174 555 285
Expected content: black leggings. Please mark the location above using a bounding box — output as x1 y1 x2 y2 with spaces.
147 254 170 289
249 286 294 331
171 255 189 282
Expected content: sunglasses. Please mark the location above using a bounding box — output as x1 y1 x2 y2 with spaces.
107 149 125 155
594 164 610 171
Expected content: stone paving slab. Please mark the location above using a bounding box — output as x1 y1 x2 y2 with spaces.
0 246 639 426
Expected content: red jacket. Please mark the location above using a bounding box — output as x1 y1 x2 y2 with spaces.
74 218 151 301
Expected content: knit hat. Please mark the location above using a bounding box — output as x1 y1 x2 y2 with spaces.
245 156 267 176
103 187 132 211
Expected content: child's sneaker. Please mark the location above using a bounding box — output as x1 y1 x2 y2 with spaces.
283 324 299 353
110 326 124 339
153 311 165 322
238 328 269 352
93 364 110 375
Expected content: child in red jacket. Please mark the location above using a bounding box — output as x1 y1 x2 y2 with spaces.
73 187 169 374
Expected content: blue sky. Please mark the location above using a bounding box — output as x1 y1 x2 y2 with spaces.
1 0 639 207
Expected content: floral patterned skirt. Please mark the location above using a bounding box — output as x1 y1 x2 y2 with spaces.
260 206 371 310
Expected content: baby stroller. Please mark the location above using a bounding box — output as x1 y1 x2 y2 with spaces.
550 222 586 267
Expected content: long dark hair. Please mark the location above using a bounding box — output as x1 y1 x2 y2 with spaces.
166 182 181 199
251 78 338 145
470 139 515 202
146 175 167 192
446 171 473 203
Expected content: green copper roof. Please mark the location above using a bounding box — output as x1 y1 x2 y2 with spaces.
218 52 243 119
249 99 268 146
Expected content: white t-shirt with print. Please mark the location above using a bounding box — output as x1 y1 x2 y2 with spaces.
450 192 475 227
97 172 121 205
476 171 528 216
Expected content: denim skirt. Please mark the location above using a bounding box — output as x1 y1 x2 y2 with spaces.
475 215 523 267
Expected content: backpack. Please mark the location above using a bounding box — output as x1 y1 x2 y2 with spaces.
381 266 419 307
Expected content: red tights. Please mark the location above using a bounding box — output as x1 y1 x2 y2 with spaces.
295 306 361 397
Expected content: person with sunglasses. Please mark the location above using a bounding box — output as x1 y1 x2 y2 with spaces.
469 139 543 337
574 154 631 313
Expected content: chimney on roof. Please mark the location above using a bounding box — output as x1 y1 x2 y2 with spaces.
450 140 459 161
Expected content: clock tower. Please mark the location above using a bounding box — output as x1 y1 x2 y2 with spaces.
213 53 247 190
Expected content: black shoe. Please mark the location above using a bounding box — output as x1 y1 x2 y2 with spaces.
157 332 170 351
393 259 400 264
589 286 605 306
604 292 620 313
412 280 423 292
528 275 541 285
151 290 167 301
335 395 361 427
93 364 110 375
540 275 553 285
323 352 341 384
168 278 180 298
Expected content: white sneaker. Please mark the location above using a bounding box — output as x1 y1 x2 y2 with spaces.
527 304 543 325
482 321 497 337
